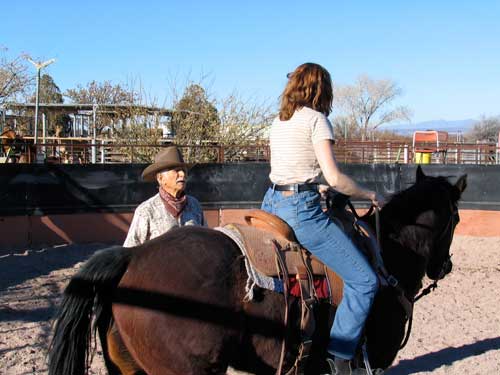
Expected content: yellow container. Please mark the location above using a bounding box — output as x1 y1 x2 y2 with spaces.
415 152 431 164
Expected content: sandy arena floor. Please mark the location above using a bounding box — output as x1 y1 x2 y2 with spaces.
0 236 499 375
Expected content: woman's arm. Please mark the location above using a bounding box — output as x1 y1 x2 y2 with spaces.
314 139 385 207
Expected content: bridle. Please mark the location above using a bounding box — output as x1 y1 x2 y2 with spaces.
398 195 458 348
419 196 458 281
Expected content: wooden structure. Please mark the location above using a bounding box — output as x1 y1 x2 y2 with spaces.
0 103 176 163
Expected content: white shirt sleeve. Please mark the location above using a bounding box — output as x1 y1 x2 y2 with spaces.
123 206 150 248
311 114 334 144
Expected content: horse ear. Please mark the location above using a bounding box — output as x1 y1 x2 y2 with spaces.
453 174 467 200
416 165 426 182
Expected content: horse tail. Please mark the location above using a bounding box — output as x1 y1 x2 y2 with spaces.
48 245 132 375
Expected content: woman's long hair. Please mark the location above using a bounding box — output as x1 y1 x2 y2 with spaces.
279 63 333 121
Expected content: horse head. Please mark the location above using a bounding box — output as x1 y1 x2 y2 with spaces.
414 166 467 280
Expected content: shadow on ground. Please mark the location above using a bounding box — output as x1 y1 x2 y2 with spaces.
0 243 111 292
386 337 500 374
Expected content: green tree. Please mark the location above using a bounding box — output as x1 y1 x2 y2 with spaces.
29 73 70 136
172 84 219 140
171 84 221 161
30 74 63 103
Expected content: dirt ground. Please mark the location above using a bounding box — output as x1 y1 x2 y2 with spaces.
0 236 499 375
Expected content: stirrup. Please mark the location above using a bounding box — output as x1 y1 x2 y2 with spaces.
323 358 336 375
361 342 373 375
324 358 384 375
351 369 385 375
324 357 352 375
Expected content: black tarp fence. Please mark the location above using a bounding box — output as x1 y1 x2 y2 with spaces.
0 163 498 216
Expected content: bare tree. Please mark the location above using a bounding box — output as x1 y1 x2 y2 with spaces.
216 92 274 160
112 107 164 163
332 115 361 140
334 75 412 141
65 80 138 105
0 48 32 105
65 80 140 134
466 115 500 142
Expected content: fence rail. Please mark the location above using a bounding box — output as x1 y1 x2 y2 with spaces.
333 140 500 165
1 138 499 165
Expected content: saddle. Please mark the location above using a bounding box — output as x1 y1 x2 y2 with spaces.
227 207 381 375
229 210 343 306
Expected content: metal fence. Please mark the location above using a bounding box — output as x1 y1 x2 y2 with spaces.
1 137 499 165
333 140 500 165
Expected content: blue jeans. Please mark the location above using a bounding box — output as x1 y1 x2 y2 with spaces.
261 187 378 359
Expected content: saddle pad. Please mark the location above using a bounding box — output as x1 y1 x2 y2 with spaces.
289 276 330 299
227 223 328 277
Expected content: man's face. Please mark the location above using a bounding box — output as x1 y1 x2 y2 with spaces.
156 167 187 197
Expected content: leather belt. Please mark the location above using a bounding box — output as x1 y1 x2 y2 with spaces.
272 183 319 192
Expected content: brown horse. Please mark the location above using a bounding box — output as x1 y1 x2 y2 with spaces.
48 166 467 375
0 128 35 163
0 128 17 162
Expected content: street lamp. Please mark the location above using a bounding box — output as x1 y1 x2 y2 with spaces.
26 57 56 146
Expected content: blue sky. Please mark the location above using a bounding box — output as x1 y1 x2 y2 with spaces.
2 1 499 123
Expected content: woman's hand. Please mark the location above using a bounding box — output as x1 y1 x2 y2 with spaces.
319 184 330 199
370 191 386 208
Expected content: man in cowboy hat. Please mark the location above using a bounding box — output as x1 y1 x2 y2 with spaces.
123 146 206 247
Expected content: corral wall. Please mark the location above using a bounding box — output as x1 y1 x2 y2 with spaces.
0 163 498 250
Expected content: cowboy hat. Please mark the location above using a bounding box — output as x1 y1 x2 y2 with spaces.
141 146 190 181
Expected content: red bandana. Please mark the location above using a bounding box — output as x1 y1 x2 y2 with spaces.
159 187 187 218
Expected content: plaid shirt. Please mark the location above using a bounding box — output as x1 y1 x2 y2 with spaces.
123 193 206 248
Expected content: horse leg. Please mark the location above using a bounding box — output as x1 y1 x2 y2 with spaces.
107 321 146 375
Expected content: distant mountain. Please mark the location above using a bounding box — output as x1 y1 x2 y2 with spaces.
381 119 476 135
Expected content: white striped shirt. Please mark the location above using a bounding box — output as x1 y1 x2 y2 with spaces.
269 107 334 185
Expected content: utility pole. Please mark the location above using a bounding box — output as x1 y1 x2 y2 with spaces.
26 57 56 162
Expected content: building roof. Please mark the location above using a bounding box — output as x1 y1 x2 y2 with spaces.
2 102 175 116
